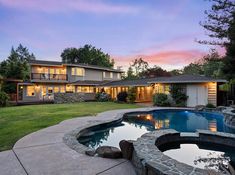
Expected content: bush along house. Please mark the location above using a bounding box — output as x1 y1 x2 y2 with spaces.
17 60 227 107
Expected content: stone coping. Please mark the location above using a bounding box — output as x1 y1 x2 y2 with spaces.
132 129 235 175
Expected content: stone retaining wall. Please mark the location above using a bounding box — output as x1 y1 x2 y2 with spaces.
54 92 96 104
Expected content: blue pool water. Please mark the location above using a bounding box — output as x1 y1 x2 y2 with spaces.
78 110 235 149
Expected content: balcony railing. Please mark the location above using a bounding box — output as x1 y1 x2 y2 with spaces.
31 73 68 81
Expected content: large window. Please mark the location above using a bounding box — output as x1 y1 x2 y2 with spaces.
27 86 35 96
71 68 84 76
77 86 95 93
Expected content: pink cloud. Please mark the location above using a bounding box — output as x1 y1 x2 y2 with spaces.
0 0 138 14
113 49 206 70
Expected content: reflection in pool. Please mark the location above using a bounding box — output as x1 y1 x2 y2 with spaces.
78 110 235 149
161 143 235 172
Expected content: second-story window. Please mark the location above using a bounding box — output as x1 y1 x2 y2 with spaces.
103 71 113 79
71 68 85 76
117 73 121 79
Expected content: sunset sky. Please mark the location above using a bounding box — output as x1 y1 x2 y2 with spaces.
0 0 223 70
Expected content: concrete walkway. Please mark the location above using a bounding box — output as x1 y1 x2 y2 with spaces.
1 108 156 175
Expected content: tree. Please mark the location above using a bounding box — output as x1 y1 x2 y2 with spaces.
182 62 203 75
201 49 224 78
169 69 182 76
125 66 137 80
139 66 171 78
61 45 114 68
200 0 235 79
131 58 149 77
0 44 35 93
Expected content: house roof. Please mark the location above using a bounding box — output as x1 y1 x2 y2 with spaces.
101 75 227 87
29 60 123 73
70 80 110 86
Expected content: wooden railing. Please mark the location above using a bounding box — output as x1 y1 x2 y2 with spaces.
31 73 68 81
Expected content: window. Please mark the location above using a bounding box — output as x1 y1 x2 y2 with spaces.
103 71 113 79
48 87 53 94
54 87 59 93
49 68 55 74
117 73 121 79
27 86 35 96
60 86 65 93
71 68 84 76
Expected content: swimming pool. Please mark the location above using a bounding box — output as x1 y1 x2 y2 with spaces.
78 109 235 149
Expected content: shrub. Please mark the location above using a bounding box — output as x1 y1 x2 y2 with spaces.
117 91 128 102
170 85 188 107
127 87 137 103
206 103 216 108
0 91 9 107
153 93 170 106
95 92 111 102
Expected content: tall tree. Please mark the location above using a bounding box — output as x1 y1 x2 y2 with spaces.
61 45 114 68
0 44 35 93
131 58 149 77
124 66 137 80
201 49 224 78
200 0 235 79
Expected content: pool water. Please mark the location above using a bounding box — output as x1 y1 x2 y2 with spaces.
78 110 235 149
161 143 235 171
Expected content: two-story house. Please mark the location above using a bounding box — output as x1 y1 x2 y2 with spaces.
17 60 122 102
17 59 227 107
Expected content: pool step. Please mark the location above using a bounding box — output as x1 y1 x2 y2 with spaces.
180 132 199 137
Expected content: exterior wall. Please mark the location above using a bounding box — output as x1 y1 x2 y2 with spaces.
208 82 217 106
67 66 121 82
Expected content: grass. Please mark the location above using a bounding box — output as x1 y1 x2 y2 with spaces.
0 102 140 151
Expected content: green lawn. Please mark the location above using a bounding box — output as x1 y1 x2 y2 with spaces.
0 102 140 151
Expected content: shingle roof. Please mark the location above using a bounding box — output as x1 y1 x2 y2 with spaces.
70 80 110 86
101 75 227 87
29 60 123 73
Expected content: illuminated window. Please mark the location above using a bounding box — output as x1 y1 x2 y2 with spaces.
71 68 84 76
49 68 55 74
110 72 113 78
54 87 59 93
60 86 65 93
103 72 106 77
27 86 35 96
48 87 53 94
66 85 75 92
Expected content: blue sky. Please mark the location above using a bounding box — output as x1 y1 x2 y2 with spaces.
0 0 221 70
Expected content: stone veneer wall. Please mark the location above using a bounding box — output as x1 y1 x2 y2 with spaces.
132 129 235 175
54 92 96 104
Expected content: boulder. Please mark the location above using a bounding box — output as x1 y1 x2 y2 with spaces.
195 105 205 111
96 146 122 159
119 140 134 160
85 150 96 156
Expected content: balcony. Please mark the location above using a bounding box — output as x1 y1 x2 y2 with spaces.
31 73 68 81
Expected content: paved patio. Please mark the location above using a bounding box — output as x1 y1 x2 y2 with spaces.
0 107 158 175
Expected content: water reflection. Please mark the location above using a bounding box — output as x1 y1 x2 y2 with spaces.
123 110 225 133
78 110 235 149
162 143 235 174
